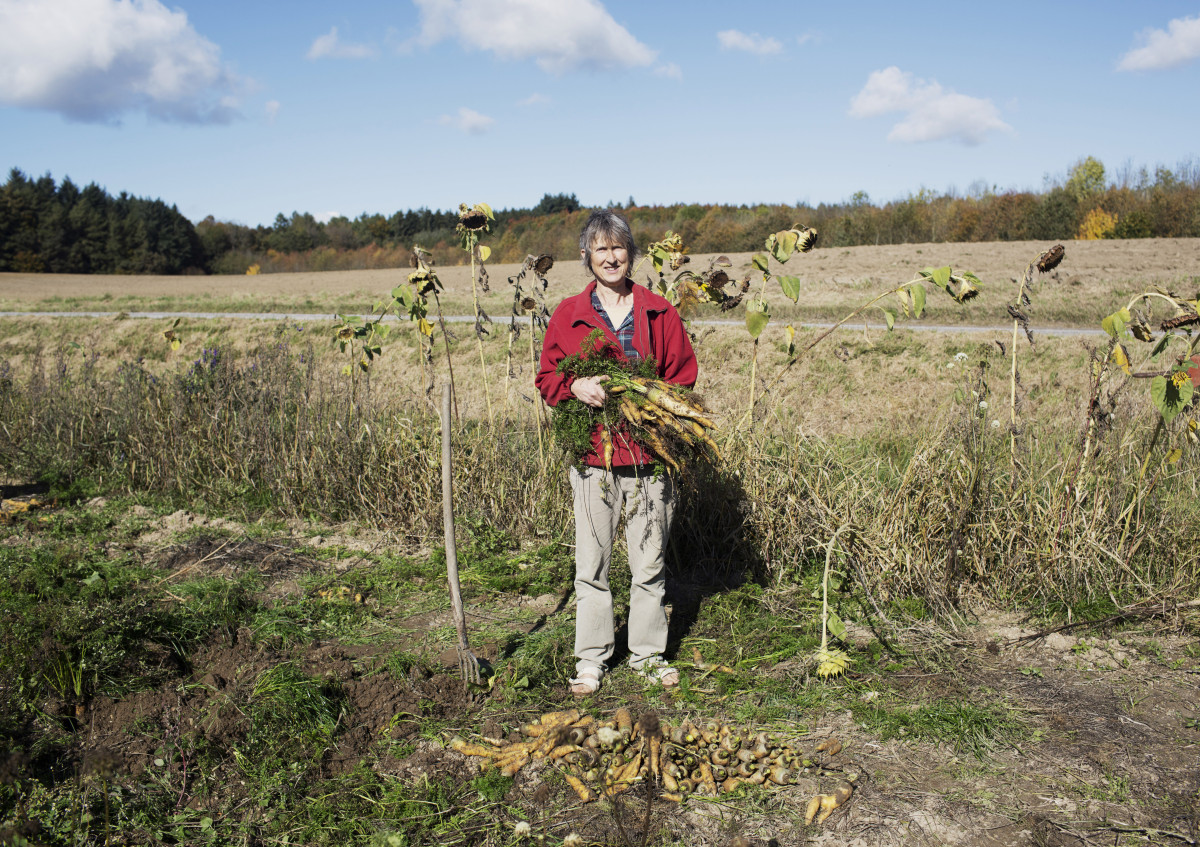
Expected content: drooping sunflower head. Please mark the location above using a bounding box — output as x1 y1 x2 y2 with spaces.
456 202 491 233
795 226 819 253
1036 244 1065 273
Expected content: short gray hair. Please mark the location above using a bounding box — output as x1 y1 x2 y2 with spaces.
579 208 638 271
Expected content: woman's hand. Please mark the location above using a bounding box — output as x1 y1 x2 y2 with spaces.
571 375 609 408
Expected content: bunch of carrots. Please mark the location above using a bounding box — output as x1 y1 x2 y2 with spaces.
552 330 720 472
598 374 719 472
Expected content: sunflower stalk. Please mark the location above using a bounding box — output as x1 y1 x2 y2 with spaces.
814 526 851 679
457 203 496 428
1008 245 1066 468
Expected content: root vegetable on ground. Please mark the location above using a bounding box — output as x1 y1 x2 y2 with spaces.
447 709 851 818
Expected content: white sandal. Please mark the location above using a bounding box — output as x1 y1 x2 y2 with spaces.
569 666 603 697
633 656 679 687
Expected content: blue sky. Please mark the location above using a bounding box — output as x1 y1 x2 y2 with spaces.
2 0 1199 227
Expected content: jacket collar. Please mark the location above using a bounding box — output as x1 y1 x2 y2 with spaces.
567 280 667 326
567 279 669 362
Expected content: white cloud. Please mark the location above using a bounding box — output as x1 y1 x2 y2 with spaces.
1118 15 1200 71
411 0 655 74
438 106 494 134
0 0 241 124
517 92 550 106
654 62 682 80
307 26 376 60
717 29 782 56
264 100 280 122
849 66 1010 145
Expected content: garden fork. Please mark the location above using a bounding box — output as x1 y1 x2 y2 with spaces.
441 384 481 685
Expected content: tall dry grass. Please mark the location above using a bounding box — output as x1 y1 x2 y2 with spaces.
1 330 1196 615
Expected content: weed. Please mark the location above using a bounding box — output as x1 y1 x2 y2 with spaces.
855 698 1022 759
470 770 513 803
246 662 342 754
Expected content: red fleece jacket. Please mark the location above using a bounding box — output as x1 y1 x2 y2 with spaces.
536 281 698 468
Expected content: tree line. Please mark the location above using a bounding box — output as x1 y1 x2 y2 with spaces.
3 157 1198 276
0 169 203 274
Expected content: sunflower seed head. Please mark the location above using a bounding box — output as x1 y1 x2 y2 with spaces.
457 203 489 232
1036 244 1065 273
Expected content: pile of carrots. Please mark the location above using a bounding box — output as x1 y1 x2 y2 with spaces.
449 707 855 822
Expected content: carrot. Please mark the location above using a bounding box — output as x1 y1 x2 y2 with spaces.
648 732 662 780
614 707 633 736
656 411 700 448
564 773 595 803
641 385 715 427
619 397 643 425
638 428 680 472
686 419 721 459
449 737 501 758
500 754 529 777
523 709 580 736
815 738 842 757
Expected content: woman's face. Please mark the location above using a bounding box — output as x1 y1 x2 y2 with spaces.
584 238 630 288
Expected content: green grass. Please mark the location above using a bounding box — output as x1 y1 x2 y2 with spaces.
248 662 343 751
854 698 1022 759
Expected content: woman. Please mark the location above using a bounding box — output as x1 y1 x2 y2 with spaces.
536 208 698 696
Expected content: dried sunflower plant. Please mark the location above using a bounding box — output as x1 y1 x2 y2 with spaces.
332 244 459 414
1002 243 1065 468
1096 271 1200 550
641 231 739 322
456 202 496 427
741 225 819 422
730 254 984 433
504 253 554 428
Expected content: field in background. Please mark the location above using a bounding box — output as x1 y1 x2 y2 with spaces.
3 237 1200 327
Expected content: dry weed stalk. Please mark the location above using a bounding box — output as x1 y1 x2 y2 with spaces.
2 330 1197 611
1005 244 1065 469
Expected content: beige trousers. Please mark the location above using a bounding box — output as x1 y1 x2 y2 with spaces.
569 466 675 676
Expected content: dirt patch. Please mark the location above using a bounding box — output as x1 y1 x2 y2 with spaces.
137 509 244 547
83 626 471 791
156 534 313 581
50 603 1200 846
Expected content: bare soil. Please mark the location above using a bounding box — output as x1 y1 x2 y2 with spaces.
54 509 1200 846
